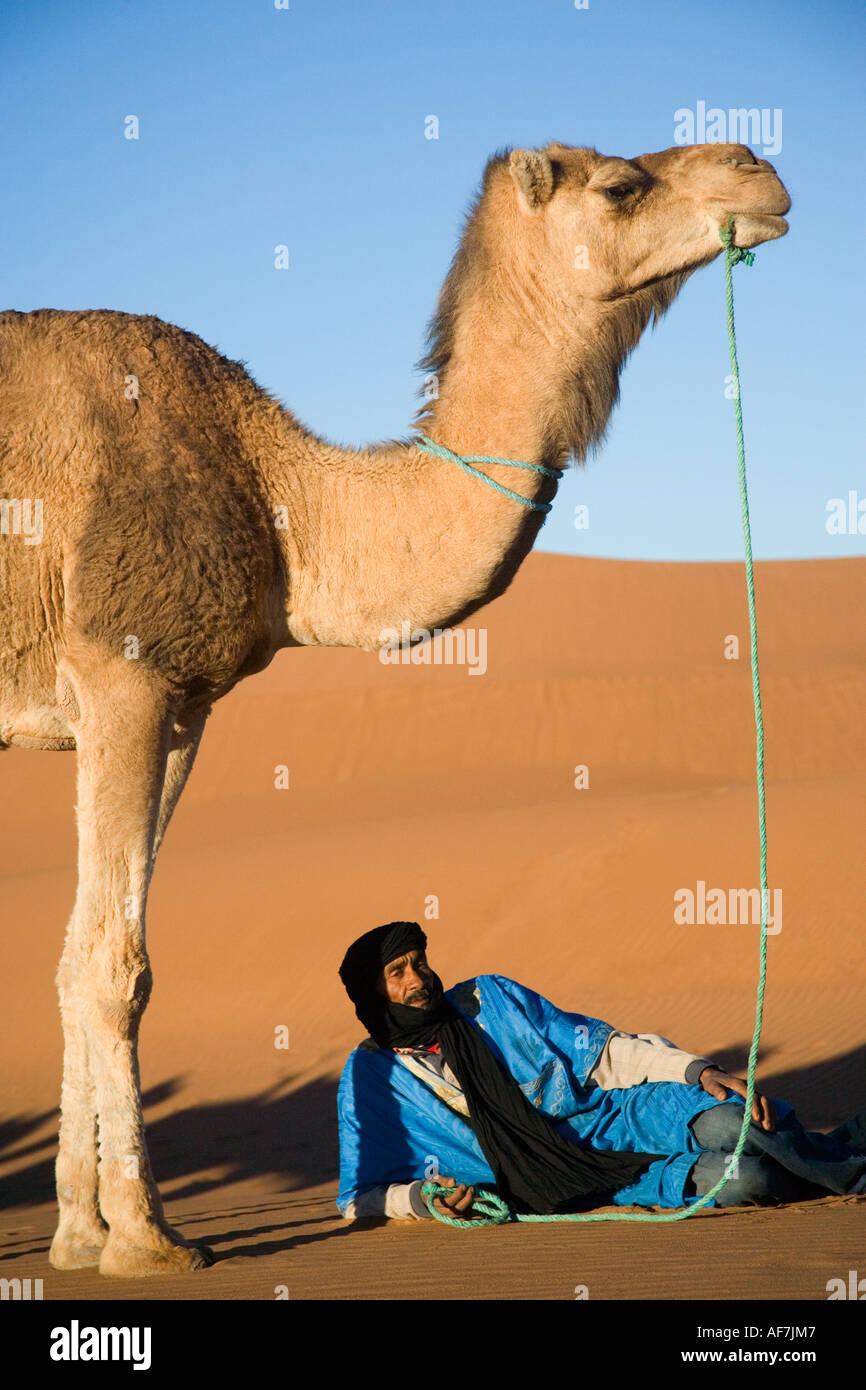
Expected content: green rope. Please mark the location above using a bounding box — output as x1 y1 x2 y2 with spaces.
422 219 772 1228
413 434 558 513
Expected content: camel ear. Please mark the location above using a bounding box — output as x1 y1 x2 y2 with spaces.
509 149 554 213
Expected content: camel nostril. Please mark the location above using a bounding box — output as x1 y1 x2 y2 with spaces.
720 149 760 169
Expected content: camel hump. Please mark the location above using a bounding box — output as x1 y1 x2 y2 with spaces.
0 307 292 418
0 307 289 704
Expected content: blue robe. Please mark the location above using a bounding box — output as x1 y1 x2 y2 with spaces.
337 974 791 1214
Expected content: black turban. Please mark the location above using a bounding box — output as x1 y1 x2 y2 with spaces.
338 921 451 1049
338 923 663 1216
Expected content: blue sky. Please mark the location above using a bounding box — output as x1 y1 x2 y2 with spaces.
2 0 863 560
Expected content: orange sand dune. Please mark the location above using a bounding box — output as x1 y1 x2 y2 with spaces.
1 553 864 1300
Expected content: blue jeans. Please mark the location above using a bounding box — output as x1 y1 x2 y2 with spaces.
687 1101 866 1205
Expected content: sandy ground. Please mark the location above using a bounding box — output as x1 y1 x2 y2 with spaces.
1 552 864 1301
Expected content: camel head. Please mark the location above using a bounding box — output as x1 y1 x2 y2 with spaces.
419 140 791 465
499 141 790 304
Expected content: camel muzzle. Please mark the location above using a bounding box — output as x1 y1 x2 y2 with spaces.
725 210 789 248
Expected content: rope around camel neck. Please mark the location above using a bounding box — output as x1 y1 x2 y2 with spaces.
413 436 558 512
421 220 771 1226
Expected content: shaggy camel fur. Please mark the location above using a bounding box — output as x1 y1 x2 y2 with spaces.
0 141 790 1276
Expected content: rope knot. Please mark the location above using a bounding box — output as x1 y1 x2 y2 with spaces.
719 219 756 267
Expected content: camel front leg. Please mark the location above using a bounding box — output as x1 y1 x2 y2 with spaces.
56 650 213 1277
48 920 109 1269
49 709 209 1271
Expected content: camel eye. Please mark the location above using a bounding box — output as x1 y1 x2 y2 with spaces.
602 184 632 203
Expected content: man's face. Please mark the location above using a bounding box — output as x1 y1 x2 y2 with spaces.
378 948 435 1007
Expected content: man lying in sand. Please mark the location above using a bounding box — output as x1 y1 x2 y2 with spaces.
336 922 866 1221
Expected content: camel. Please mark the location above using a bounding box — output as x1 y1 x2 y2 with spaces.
0 140 790 1276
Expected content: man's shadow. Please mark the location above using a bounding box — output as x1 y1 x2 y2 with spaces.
701 1041 865 1130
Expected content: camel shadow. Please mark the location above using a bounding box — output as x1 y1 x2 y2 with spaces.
0 1072 340 1206
0 1071 368 1260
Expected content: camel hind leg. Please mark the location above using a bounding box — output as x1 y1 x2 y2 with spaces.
51 645 212 1276
151 710 209 864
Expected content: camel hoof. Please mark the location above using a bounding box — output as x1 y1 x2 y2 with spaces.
99 1232 215 1278
49 1225 109 1270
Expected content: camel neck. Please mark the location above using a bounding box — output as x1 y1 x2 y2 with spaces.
255 418 555 652
419 266 639 474
254 280 656 653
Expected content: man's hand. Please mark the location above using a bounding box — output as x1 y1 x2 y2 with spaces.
429 1176 480 1220
698 1066 775 1131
